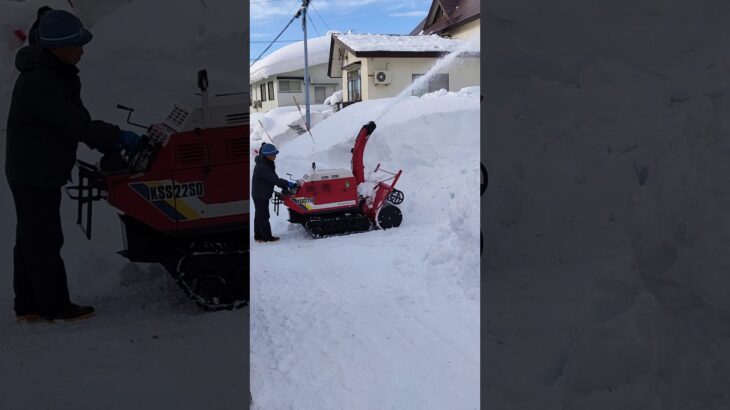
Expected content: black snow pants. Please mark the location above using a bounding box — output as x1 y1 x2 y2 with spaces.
9 184 71 316
253 198 273 241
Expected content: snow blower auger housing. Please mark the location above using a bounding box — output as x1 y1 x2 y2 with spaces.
272 121 404 238
65 69 249 310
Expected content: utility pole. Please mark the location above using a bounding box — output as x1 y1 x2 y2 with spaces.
301 0 311 129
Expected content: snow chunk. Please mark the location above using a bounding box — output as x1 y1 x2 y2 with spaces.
324 90 343 106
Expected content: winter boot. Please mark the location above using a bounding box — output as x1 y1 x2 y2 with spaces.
15 313 42 322
45 303 95 322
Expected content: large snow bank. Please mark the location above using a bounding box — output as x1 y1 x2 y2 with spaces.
484 2 730 409
250 87 480 409
250 32 336 84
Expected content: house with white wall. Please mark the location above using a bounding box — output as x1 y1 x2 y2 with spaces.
326 33 479 104
325 0 479 105
250 33 341 113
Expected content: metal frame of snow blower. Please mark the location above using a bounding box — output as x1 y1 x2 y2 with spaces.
64 160 107 240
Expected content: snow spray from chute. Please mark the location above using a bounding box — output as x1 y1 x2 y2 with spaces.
374 38 479 123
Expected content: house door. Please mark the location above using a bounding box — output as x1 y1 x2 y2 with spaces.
315 86 326 104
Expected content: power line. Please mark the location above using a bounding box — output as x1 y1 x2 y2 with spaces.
307 12 321 37
250 40 300 43
310 0 332 31
250 0 302 66
250 0 293 4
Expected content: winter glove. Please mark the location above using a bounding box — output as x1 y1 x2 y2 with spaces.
118 130 141 152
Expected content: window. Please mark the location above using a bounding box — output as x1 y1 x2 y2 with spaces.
347 69 361 101
268 81 274 100
279 79 301 93
411 73 449 96
260 83 267 101
315 86 326 104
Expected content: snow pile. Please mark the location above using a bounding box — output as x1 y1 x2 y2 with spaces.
484 1 730 409
250 32 336 84
251 87 480 408
323 89 342 106
250 104 333 150
336 33 469 53
0 1 247 408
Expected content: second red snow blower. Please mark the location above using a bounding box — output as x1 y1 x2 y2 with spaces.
65 70 249 310
272 121 404 238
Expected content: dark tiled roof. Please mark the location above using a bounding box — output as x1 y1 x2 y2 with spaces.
409 0 480 36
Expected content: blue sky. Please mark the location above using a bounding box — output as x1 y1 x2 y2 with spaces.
250 0 432 64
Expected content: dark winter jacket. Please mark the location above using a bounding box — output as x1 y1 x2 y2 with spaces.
5 45 120 187
252 154 289 200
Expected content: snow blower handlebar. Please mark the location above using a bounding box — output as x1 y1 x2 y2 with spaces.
116 104 149 131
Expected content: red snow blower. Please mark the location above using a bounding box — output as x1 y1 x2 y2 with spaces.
272 121 404 238
65 70 249 310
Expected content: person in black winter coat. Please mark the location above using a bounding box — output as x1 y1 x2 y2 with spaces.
5 10 141 322
252 143 294 242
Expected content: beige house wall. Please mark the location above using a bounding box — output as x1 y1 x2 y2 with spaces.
340 56 480 102
446 19 480 41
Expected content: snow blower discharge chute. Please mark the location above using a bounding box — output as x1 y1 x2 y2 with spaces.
65 69 249 311
272 121 404 238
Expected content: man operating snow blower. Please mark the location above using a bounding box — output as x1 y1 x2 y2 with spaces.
252 143 295 243
5 9 142 322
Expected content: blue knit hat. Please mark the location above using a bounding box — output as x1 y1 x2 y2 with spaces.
261 143 279 156
38 10 92 47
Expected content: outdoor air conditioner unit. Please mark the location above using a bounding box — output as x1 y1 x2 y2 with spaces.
374 70 392 85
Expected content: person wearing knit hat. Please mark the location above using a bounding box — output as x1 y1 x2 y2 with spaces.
251 143 295 242
5 8 142 322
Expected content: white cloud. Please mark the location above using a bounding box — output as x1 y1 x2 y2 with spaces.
389 10 427 18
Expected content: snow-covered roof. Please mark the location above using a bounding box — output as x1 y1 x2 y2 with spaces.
335 34 466 54
250 32 337 84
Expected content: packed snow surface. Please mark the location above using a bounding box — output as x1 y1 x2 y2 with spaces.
1 1 247 408
484 1 730 409
250 32 335 84
336 33 468 53
250 88 480 409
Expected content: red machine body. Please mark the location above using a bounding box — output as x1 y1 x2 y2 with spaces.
276 121 404 237
67 70 249 310
105 123 248 236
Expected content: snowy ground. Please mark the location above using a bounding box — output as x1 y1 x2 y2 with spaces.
250 89 480 408
1 1 248 408
484 2 730 409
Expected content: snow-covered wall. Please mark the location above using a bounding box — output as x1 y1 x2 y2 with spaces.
484 1 730 409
